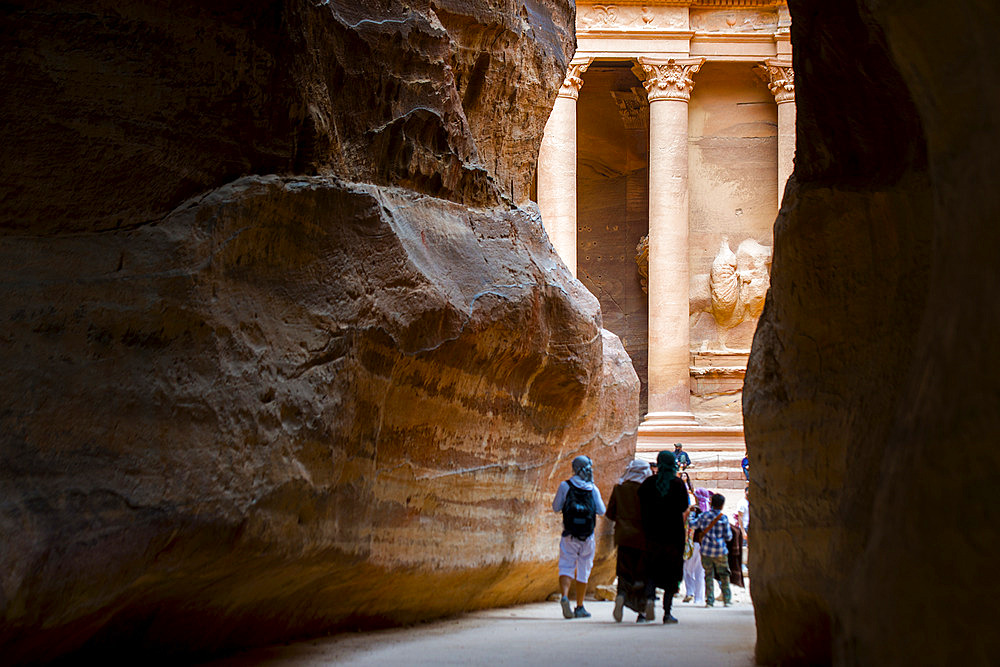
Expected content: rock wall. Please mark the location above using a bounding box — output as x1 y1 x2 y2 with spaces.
0 1 640 662
745 0 1000 664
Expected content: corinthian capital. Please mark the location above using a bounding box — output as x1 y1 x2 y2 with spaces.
635 58 705 102
557 58 594 100
756 60 795 103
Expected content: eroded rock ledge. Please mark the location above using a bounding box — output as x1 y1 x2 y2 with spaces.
745 0 1000 664
0 0 639 662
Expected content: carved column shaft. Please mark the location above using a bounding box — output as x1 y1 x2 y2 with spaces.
537 60 591 276
758 61 795 207
636 58 703 424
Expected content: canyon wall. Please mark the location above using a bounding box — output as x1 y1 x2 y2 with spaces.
745 0 999 664
0 1 640 662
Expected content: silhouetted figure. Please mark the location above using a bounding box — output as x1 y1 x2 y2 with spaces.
638 450 689 624
606 459 653 622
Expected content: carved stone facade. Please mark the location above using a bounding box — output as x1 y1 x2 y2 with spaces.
537 1 793 476
638 59 704 102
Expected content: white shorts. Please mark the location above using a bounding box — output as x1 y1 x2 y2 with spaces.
558 534 596 583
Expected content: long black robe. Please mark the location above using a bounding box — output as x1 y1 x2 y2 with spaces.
638 476 689 591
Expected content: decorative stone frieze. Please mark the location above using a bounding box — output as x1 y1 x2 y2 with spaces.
557 60 593 100
578 4 689 32
756 61 795 103
637 58 704 102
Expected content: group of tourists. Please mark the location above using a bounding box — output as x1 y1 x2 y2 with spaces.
552 447 749 623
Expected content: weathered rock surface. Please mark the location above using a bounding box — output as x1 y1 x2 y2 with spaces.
0 0 639 662
745 0 1000 664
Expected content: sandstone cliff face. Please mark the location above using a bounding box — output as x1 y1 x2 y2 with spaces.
745 0 1000 664
0 1 639 662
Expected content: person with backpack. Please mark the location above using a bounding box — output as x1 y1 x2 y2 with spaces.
552 455 606 619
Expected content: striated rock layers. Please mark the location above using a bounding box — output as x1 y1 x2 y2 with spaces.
0 0 640 662
745 0 1000 664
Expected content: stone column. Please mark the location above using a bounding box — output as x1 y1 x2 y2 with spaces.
537 59 591 277
635 57 704 434
759 60 795 207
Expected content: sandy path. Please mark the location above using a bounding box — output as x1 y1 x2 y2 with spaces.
205 587 756 667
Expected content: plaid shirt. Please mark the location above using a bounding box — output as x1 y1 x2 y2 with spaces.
691 509 732 558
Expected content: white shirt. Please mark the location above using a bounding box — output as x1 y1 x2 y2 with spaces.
736 497 749 532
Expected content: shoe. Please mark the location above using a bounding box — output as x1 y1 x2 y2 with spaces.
644 599 655 623
724 600 733 607
706 602 714 607
574 606 592 618
682 595 693 603
613 594 625 623
636 614 649 623
663 614 679 624
560 596 573 619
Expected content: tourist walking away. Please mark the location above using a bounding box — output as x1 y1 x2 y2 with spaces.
727 506 744 588
682 505 705 604
673 443 692 471
606 459 653 623
735 486 750 577
552 455 606 619
638 450 689 624
692 493 733 606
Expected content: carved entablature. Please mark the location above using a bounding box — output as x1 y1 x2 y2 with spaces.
557 59 594 100
636 58 704 102
756 60 794 103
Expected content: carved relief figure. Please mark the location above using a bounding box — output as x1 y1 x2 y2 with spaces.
635 234 649 293
709 238 772 328
579 4 687 31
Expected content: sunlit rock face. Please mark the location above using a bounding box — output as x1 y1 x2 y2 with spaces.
745 0 999 664
0 0 639 662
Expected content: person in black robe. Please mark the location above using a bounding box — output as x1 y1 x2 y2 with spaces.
638 450 689 624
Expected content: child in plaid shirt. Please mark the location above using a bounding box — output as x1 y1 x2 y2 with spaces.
690 493 733 607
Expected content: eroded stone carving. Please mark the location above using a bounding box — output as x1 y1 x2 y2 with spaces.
709 238 772 327
578 4 688 31
610 87 649 129
558 60 593 100
637 59 704 102
756 61 795 103
690 9 778 33
635 234 649 294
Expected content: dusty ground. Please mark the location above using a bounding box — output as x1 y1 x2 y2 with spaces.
204 584 755 667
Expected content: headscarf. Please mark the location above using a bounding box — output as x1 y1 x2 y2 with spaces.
694 487 712 512
654 450 678 497
618 458 652 484
571 455 594 487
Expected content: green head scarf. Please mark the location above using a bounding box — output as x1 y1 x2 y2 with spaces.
655 450 678 497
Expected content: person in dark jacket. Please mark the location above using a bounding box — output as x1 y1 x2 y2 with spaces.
606 458 653 622
638 450 690 624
